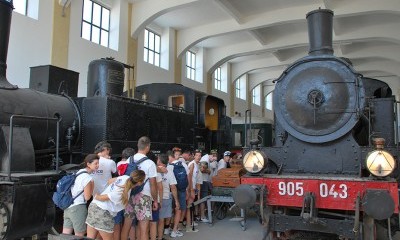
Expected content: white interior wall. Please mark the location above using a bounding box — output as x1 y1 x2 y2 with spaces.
136 27 175 87
8 1 53 88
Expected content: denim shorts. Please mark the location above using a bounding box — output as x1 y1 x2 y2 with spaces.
173 191 186 210
159 198 172 219
114 210 124 224
150 207 159 222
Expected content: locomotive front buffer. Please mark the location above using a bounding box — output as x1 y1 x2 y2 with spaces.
234 149 399 239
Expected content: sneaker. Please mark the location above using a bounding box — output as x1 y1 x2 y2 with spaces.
200 218 209 223
163 228 171 235
170 230 184 238
186 227 199 233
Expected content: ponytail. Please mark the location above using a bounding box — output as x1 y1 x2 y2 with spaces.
121 170 146 205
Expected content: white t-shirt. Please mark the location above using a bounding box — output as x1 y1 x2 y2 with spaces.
69 169 92 208
200 154 217 182
92 156 117 195
92 175 130 216
158 169 177 200
217 159 227 172
133 153 157 198
188 160 201 189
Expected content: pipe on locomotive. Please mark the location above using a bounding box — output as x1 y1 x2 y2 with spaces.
306 9 334 56
0 0 17 89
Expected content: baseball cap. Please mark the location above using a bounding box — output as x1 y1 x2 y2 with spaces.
210 149 218 154
224 151 231 157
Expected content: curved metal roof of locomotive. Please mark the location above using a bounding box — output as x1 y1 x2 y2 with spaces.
135 83 226 106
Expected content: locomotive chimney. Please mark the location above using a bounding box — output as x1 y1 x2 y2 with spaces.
306 9 334 56
0 0 17 89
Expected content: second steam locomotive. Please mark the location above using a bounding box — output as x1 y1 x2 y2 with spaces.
0 1 230 238
235 9 400 240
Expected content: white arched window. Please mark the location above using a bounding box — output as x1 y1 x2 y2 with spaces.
265 91 273 110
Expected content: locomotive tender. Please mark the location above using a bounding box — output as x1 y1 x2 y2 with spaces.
0 1 230 238
234 9 400 240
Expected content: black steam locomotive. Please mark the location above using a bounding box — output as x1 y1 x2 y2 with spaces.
0 1 230 238
234 9 400 240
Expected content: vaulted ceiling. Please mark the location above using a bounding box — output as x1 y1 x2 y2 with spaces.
129 0 400 90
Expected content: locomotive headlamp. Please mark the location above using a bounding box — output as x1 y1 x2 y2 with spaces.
243 150 265 174
366 138 396 177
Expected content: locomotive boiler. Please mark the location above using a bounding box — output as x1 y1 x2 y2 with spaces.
0 0 230 238
234 9 399 240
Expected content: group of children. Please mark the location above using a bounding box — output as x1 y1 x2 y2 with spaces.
61 136 233 240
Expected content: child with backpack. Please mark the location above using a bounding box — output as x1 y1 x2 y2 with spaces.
167 149 189 238
86 169 146 240
61 154 99 237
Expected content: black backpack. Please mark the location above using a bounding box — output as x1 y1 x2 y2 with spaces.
171 161 189 192
125 156 149 196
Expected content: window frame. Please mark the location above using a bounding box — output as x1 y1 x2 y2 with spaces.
235 79 241 98
265 91 273 110
81 0 111 47
185 51 196 80
143 28 161 67
13 0 28 16
214 67 222 91
252 85 261 106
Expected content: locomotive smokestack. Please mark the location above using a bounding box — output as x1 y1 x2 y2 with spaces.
0 0 17 89
306 9 334 56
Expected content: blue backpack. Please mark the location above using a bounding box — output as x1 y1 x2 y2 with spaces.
52 171 88 210
125 156 149 196
171 161 189 192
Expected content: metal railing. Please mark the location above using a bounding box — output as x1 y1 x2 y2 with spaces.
8 115 61 181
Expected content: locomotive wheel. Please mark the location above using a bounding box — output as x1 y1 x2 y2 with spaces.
0 203 10 240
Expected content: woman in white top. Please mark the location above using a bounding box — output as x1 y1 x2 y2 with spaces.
62 154 99 237
86 170 146 240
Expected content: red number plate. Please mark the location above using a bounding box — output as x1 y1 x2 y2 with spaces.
241 176 399 212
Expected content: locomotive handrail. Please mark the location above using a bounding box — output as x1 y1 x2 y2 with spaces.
8 115 61 181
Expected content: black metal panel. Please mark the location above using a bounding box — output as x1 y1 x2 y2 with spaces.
370 98 395 146
263 133 361 175
81 96 195 155
0 126 35 172
0 89 78 150
270 214 355 239
6 183 55 239
29 65 79 97
81 97 108 154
